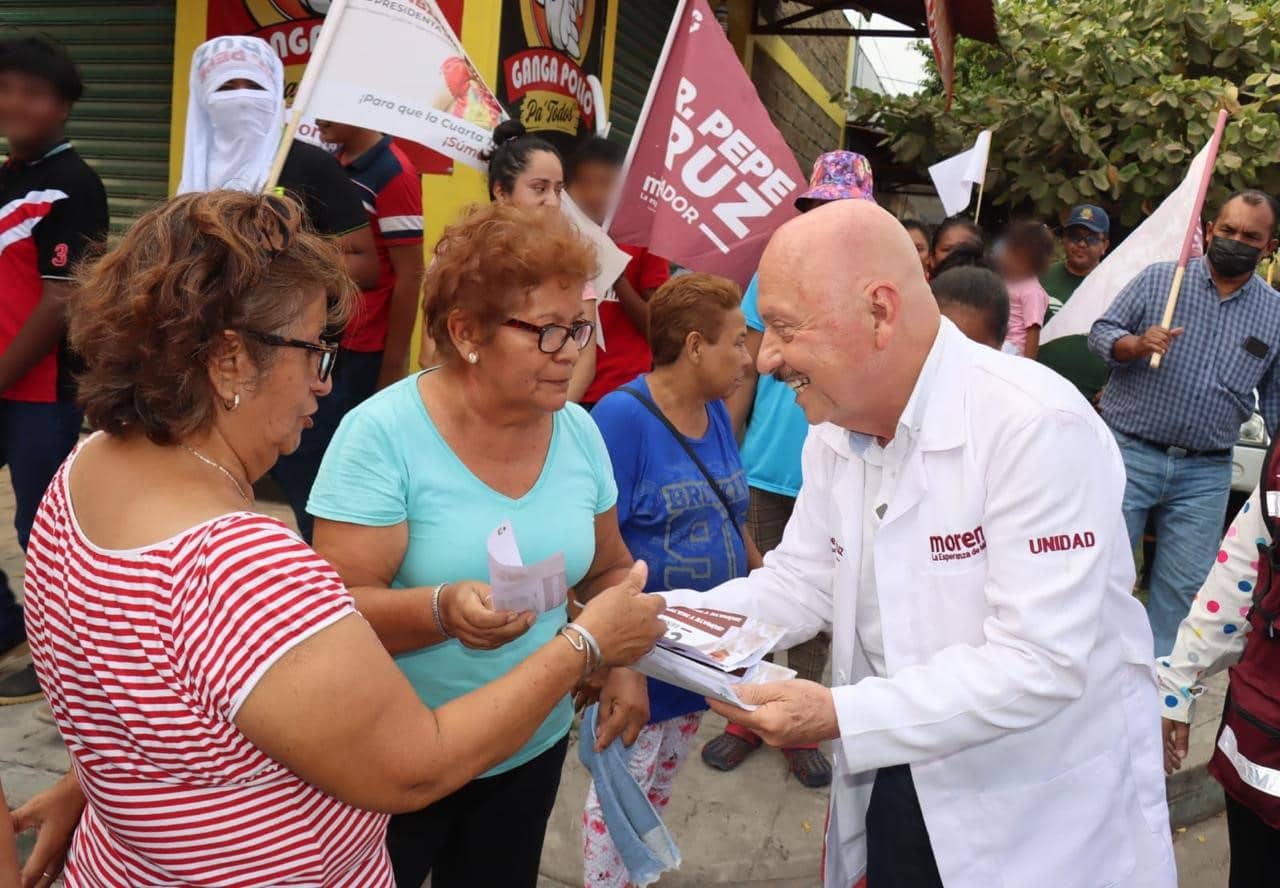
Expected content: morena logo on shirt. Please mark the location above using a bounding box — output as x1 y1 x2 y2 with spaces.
1028 531 1096 555
928 526 986 563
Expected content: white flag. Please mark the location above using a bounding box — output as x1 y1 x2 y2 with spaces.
928 130 991 216
1040 139 1213 344
294 0 630 342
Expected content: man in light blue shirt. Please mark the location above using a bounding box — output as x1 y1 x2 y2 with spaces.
705 150 875 788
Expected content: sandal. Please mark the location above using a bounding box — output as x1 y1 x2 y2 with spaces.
783 747 833 788
701 729 762 772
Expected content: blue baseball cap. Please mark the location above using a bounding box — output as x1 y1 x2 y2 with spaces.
1065 204 1110 234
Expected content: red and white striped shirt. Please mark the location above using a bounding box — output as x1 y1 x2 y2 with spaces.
24 449 393 887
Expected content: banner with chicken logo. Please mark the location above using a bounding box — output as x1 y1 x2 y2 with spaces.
497 0 608 156
206 0 463 173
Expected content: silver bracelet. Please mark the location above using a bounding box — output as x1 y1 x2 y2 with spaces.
558 625 594 681
567 621 602 674
432 583 453 639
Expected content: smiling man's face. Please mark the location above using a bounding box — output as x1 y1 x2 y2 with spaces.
756 239 882 430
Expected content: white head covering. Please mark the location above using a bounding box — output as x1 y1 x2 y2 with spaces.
178 36 285 194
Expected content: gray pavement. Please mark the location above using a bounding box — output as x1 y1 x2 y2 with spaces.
0 466 1239 886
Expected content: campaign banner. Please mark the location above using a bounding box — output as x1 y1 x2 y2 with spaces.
298 0 502 171
206 0 462 173
607 0 804 286
291 0 632 310
497 0 608 158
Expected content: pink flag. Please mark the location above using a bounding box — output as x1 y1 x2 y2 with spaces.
606 0 804 286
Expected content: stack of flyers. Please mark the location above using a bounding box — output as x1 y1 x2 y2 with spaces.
656 606 786 671
632 605 795 709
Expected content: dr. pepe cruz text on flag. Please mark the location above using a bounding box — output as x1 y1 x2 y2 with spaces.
605 0 805 286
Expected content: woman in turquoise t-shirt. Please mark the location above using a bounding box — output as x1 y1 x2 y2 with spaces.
309 203 652 888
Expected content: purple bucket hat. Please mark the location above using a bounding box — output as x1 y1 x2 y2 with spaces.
795 150 875 207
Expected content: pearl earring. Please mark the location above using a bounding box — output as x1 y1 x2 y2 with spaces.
467 352 479 364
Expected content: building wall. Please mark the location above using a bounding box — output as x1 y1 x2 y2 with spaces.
728 0 849 174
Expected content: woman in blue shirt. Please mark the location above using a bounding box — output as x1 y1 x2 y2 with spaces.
308 202 654 888
582 273 762 887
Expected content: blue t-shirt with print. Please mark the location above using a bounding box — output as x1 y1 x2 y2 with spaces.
591 375 749 723
307 373 617 777
738 273 809 498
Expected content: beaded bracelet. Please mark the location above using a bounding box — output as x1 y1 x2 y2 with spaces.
432 583 453 639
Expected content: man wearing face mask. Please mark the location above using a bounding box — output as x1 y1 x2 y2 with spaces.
1089 190 1280 658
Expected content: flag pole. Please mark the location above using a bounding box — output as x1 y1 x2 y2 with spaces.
263 0 350 192
1150 108 1229 368
602 0 689 232
973 176 985 224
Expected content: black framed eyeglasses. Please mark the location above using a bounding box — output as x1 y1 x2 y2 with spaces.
502 318 595 353
246 331 339 382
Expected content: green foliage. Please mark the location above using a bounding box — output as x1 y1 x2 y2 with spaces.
847 0 1280 226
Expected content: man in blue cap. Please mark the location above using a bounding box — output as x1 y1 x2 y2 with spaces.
1038 204 1111 403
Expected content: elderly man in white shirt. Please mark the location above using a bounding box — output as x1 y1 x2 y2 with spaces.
661 200 1176 888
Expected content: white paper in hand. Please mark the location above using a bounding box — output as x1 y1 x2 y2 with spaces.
486 520 569 615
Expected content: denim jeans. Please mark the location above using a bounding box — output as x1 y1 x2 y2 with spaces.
0 398 84 640
269 349 383 543
1112 429 1232 657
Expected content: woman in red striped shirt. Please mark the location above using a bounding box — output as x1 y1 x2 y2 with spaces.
16 191 664 888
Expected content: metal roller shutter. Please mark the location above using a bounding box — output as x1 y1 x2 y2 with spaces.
608 0 678 146
0 1 175 234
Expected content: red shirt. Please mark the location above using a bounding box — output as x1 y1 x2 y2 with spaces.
584 244 670 404
340 138 423 353
0 141 108 402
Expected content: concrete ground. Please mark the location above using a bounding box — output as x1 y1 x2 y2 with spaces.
0 466 1241 886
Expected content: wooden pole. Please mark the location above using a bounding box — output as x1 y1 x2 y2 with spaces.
973 175 986 224
1150 108 1229 369
262 0 349 192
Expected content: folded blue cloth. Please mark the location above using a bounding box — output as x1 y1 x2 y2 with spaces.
579 703 681 887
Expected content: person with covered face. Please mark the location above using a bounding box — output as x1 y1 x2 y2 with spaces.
1088 190 1280 658
659 199 1176 888
177 35 379 542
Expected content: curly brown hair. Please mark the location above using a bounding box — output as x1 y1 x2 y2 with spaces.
70 190 356 444
422 202 598 361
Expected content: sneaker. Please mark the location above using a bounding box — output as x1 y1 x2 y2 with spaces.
0 664 42 706
700 730 762 772
782 747 833 788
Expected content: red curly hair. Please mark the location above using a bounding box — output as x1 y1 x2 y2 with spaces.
422 202 598 361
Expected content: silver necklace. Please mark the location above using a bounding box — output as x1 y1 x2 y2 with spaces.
181 445 251 504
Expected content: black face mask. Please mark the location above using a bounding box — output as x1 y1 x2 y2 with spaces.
1207 236 1263 278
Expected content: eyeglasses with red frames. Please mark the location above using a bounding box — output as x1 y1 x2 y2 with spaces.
246 331 339 382
502 317 595 353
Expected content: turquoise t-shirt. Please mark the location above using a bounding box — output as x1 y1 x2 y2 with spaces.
307 374 618 777
738 273 809 498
